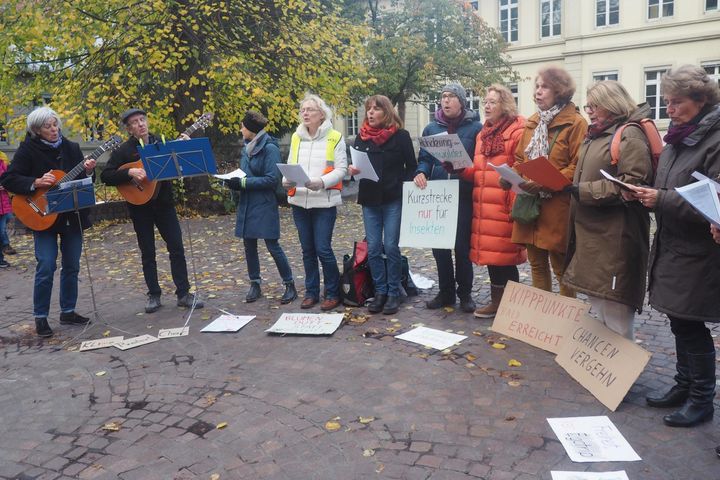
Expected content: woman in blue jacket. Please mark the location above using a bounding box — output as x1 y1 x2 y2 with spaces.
226 111 296 304
414 83 482 313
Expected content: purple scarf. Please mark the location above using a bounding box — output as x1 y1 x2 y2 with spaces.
663 124 698 145
435 108 465 134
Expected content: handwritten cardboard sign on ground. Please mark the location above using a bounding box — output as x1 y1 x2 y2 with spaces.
114 334 159 351
266 313 344 335
399 180 459 249
79 336 124 351
491 281 588 354
555 314 651 411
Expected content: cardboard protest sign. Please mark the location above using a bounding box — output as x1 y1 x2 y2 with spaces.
555 314 651 411
419 133 473 169
266 313 344 335
547 416 641 462
158 327 189 338
399 180 459 249
79 336 124 351
114 334 159 351
491 281 588 354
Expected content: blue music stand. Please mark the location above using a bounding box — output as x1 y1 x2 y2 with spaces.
138 138 217 181
45 178 96 214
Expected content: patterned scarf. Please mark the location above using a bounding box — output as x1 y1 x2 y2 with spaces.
359 120 397 146
479 116 513 157
524 104 564 159
40 134 63 149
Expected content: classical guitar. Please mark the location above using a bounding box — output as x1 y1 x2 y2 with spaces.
12 135 123 231
117 112 214 205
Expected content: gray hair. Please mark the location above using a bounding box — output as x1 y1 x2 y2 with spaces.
298 93 333 124
26 106 62 138
661 65 720 105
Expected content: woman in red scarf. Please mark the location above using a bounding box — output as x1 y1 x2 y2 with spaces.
349 95 417 314
460 85 526 317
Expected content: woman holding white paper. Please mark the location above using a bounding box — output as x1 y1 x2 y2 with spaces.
460 84 526 318
562 81 654 340
349 95 417 315
628 65 720 429
283 94 347 311
508 66 587 298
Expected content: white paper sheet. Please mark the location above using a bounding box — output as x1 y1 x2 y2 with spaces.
691 171 720 193
201 314 255 332
114 334 160 351
79 336 124 351
547 416 641 463
419 133 473 169
158 327 190 338
676 178 720 227
409 270 435 289
599 169 636 192
214 168 246 180
349 148 379 182
395 326 467 350
277 163 310 185
551 472 629 480
265 313 344 335
489 163 529 194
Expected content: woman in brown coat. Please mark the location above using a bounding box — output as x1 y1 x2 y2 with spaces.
562 81 653 340
509 66 587 297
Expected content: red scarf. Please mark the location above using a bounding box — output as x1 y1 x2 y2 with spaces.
359 120 397 146
479 116 513 157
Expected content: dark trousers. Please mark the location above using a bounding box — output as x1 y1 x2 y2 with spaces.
128 203 190 298
670 317 715 355
487 265 519 286
432 187 473 298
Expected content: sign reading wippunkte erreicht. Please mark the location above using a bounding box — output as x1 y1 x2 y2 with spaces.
555 314 652 411
491 281 588 354
399 180 459 249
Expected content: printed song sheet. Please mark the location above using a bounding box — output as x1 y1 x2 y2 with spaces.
277 164 310 186
349 148 379 182
547 416 641 463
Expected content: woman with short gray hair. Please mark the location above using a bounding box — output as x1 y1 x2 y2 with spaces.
0 106 96 337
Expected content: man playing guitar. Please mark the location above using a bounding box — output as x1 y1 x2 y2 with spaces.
100 108 203 313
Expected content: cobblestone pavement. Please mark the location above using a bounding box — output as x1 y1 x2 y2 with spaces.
1 202 718 480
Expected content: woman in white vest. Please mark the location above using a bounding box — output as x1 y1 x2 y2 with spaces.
282 93 348 311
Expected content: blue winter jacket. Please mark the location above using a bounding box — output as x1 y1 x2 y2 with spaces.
416 109 482 189
234 133 282 239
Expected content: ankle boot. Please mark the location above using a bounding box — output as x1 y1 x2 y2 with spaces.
245 283 262 303
474 284 505 319
426 291 455 310
35 317 53 338
382 295 401 315
663 352 715 427
368 294 387 314
647 339 690 407
280 281 297 304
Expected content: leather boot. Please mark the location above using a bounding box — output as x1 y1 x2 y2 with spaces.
663 351 715 427
280 282 297 304
459 296 476 313
245 283 262 303
382 295 401 315
474 284 505 319
35 317 53 338
59 312 91 326
367 294 387 314
647 338 690 408
426 291 455 310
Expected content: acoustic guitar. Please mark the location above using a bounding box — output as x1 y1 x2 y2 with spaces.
117 112 214 205
12 135 123 231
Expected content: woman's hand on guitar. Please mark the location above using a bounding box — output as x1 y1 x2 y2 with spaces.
178 133 190 141
83 158 96 173
34 172 56 188
128 168 147 181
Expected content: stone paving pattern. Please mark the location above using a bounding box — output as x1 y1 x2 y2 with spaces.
0 201 718 480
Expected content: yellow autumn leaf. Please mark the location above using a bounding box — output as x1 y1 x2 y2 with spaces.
209 474 220 480
491 342 506 349
363 448 375 457
324 421 341 432
216 422 228 429
508 359 522 367
465 353 477 362
95 371 106 376
358 416 375 424
443 306 455 313
508 381 521 387
101 422 121 431
472 330 484 336
102 330 111 337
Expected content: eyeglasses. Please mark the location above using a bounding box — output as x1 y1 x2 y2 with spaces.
483 100 498 106
583 104 596 113
300 108 320 114
441 93 458 100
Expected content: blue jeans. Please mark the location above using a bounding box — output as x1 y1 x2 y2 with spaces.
33 228 83 318
292 206 340 300
0 213 11 247
244 238 293 284
362 199 402 297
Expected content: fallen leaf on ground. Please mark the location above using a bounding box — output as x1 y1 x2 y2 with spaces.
95 371 106 376
358 416 375 424
205 395 217 406
508 381 521 387
465 353 477 362
102 330 110 337
363 448 375 457
505 416 516 421
375 464 385 474
443 306 454 313
508 359 522 367
101 422 121 431
324 420 341 432
216 422 228 429
472 330 484 336
209 474 220 480
491 342 506 349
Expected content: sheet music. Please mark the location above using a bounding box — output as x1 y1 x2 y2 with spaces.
349 148 379 182
277 164 311 185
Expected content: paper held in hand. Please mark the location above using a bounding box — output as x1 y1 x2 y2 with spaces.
676 177 720 228
419 133 473 170
277 163 310 186
214 168 246 180
489 163 529 195
349 148 379 182
515 156 571 191
599 169 636 192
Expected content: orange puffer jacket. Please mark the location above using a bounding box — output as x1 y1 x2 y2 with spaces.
461 116 527 266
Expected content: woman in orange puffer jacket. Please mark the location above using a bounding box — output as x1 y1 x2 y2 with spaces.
461 84 527 317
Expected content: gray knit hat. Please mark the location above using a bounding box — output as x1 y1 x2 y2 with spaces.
441 83 467 106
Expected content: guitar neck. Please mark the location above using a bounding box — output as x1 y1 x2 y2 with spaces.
55 139 118 187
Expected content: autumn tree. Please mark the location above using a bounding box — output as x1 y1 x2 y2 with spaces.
345 0 519 120
0 0 369 140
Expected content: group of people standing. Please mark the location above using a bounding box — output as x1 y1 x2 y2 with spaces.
0 63 718 448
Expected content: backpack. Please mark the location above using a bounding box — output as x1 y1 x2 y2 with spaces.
610 119 663 180
341 240 374 306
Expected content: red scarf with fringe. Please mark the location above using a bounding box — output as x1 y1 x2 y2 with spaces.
359 121 397 146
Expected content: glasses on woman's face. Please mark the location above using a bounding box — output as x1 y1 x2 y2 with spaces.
583 104 596 114
483 100 498 106
300 107 320 114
